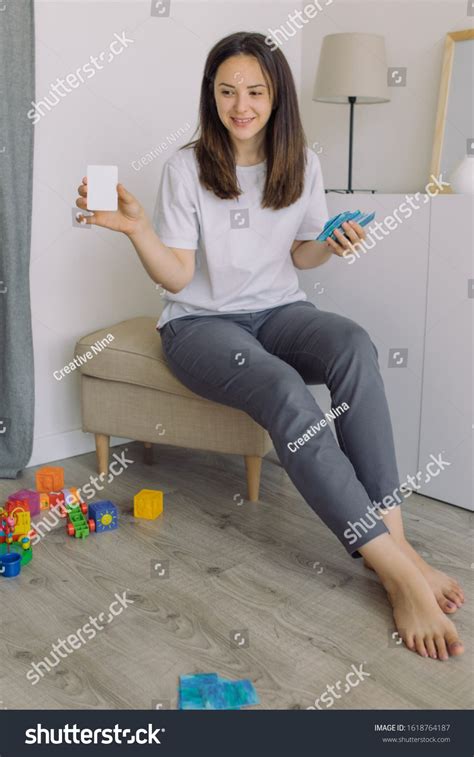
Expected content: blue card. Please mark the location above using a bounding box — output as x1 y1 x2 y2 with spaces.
317 210 375 241
178 673 260 710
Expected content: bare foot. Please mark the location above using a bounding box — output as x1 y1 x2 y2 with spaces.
382 554 464 660
364 539 465 614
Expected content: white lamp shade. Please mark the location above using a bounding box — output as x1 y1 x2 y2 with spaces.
313 33 390 104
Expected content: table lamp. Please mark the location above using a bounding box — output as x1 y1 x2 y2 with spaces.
313 33 390 193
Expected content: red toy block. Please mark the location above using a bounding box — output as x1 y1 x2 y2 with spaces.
35 466 64 493
8 489 41 517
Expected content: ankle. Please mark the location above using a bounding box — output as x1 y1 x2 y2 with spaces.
361 536 419 593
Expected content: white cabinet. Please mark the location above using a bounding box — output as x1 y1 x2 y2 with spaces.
417 196 473 510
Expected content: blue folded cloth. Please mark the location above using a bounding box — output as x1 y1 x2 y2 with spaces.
178 673 260 710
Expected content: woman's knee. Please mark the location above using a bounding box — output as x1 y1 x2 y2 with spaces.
340 320 378 360
254 373 310 426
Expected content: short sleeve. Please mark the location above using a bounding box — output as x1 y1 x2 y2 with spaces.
294 151 329 240
152 156 199 249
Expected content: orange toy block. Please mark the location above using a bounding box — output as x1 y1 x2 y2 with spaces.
133 489 163 520
35 466 64 493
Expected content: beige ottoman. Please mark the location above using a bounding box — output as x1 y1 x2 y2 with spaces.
74 316 272 501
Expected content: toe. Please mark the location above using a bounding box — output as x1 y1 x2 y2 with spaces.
438 594 457 614
447 582 464 604
414 635 429 658
425 637 437 659
445 589 462 606
434 635 449 661
445 630 464 657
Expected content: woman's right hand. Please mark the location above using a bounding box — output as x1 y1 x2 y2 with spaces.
75 178 148 236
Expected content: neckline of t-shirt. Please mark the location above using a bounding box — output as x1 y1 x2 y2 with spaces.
236 160 266 171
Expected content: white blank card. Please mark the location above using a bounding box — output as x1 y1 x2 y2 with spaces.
87 165 118 211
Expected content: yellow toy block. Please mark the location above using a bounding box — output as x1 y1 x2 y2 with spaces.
133 489 163 520
12 510 31 537
36 466 64 493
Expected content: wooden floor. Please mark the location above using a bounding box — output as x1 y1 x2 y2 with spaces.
0 442 472 710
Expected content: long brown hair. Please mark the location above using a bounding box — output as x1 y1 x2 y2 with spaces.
182 32 307 210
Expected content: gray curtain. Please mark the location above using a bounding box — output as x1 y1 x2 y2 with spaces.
0 0 35 477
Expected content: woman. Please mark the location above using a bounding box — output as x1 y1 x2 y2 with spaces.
76 31 464 660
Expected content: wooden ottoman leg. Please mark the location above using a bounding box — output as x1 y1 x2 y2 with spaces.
245 455 262 502
95 433 110 475
143 441 154 465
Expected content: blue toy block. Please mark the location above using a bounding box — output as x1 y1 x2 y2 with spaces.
88 500 118 532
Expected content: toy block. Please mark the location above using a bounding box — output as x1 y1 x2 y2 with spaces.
39 493 50 511
0 507 30 542
133 489 163 520
8 489 41 517
88 501 118 532
12 511 31 538
35 466 64 493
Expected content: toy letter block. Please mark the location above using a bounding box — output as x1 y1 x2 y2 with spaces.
133 489 163 520
88 501 118 532
3 506 31 540
36 466 64 493
8 489 41 517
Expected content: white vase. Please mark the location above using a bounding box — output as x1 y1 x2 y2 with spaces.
448 156 474 195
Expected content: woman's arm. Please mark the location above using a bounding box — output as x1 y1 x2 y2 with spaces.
128 217 195 294
76 179 195 294
291 239 332 269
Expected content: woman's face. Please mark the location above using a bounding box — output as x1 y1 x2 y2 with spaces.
214 54 273 148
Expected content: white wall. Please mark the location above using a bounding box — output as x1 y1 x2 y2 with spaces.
300 0 470 193
28 0 302 466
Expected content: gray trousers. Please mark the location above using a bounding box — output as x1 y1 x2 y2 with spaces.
160 300 401 555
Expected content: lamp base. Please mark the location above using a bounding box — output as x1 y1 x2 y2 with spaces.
325 188 376 194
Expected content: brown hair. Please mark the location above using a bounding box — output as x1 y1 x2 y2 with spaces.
182 31 307 210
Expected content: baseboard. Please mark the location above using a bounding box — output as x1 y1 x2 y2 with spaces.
26 428 133 469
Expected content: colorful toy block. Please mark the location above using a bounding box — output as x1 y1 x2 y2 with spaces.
39 492 50 511
88 501 118 532
35 466 64 493
8 489 41 517
133 489 163 520
0 505 31 542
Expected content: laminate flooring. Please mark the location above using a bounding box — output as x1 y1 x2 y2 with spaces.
0 442 472 710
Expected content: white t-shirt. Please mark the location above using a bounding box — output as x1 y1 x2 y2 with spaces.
153 145 329 329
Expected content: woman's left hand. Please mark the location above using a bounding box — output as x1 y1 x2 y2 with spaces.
325 220 366 258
